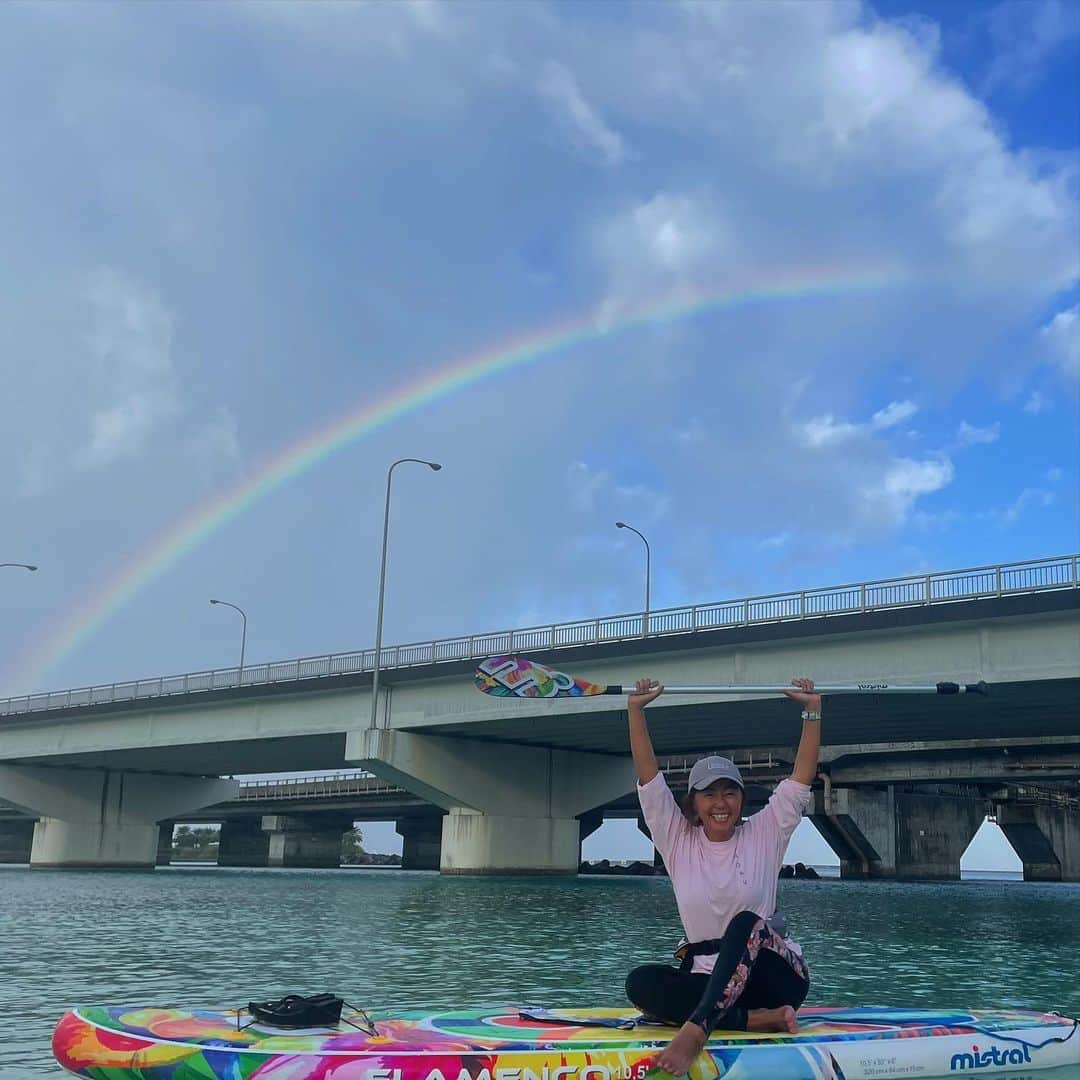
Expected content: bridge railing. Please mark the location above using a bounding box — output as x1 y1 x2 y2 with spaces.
236 772 404 799
2 553 1075 718
1000 784 1080 813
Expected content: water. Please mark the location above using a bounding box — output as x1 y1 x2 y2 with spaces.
3 865 1078 1078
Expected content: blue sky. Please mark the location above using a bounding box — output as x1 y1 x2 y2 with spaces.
1 0 1076 867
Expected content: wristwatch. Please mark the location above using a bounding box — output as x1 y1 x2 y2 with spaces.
801 709 821 722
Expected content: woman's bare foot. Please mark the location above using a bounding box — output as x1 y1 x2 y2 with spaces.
746 1006 799 1034
655 1021 708 1075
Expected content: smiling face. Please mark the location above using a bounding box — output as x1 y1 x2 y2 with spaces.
692 780 744 842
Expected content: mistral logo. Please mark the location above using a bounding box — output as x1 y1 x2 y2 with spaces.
950 1043 1032 1070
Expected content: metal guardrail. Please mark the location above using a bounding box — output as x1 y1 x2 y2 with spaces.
2 553 1075 718
1004 784 1080 813
659 752 781 774
236 773 403 799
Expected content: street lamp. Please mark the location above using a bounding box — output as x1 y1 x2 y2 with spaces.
209 599 247 681
0 563 37 572
370 458 442 730
615 521 651 636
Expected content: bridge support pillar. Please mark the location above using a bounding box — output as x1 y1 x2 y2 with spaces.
349 728 635 875
262 814 354 869
995 801 1080 882
0 765 238 869
440 809 581 875
397 814 443 871
218 818 270 867
0 818 35 863
157 822 174 866
578 808 604 864
810 785 985 880
637 813 667 873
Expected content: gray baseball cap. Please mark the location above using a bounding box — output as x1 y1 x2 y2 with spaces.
688 756 745 791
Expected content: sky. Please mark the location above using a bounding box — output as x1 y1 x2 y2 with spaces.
2 0 1077 869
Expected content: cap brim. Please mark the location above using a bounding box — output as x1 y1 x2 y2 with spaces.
690 777 745 791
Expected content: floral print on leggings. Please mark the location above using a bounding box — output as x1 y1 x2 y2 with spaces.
703 918 809 1029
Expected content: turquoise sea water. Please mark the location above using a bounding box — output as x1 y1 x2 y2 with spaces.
2 866 1078 1079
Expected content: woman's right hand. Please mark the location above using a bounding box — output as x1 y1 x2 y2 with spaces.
628 677 664 707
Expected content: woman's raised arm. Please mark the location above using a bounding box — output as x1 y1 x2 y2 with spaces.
783 677 822 786
628 678 664 785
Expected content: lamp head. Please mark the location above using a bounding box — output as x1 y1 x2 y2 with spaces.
616 521 626 529
27 565 38 571
209 599 220 605
428 462 442 471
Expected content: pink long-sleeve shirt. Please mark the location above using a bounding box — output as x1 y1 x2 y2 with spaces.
637 772 812 974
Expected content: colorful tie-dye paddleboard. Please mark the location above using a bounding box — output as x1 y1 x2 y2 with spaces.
53 1004 1079 1079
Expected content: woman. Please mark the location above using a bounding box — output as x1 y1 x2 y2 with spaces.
626 676 822 1075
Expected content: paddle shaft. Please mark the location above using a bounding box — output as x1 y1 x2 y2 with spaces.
608 681 987 695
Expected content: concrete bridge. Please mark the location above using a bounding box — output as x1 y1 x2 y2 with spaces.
1 554 1077 877
4 765 1075 879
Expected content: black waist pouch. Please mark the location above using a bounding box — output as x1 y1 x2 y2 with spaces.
248 993 344 1027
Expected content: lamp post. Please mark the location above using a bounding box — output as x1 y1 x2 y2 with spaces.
209 599 247 682
615 521 650 636
0 563 37 572
370 458 442 729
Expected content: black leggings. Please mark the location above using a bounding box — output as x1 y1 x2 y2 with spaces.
625 911 810 1033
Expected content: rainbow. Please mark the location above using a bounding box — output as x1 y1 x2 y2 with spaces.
10 263 902 693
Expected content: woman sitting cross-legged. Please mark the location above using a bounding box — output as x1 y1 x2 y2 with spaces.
625 676 822 1076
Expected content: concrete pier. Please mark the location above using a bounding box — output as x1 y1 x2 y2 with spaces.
157 822 174 866
396 813 444 870
351 728 636 874
636 813 667 873
0 765 238 869
578 808 604 864
263 813 354 868
995 799 1080 882
811 784 986 879
218 818 270 867
0 818 35 863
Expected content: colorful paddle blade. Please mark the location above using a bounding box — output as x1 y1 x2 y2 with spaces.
475 656 610 698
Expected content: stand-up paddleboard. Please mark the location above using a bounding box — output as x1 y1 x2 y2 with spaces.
53 1003 1078 1079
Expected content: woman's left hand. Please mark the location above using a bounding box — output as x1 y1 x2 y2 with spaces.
783 677 821 712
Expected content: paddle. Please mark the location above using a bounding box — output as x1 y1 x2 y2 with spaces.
475 655 989 700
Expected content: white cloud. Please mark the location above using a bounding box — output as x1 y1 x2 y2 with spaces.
800 414 862 448
75 269 180 471
871 400 918 429
799 400 917 448
956 420 1001 446
862 456 955 527
1000 486 1055 524
592 191 724 317
1041 304 1080 380
78 395 171 470
538 60 626 165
